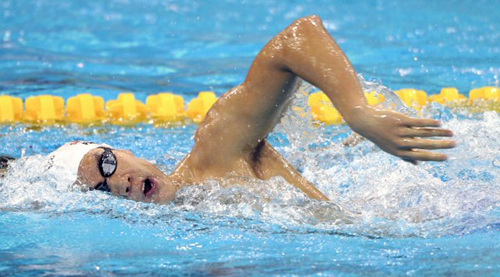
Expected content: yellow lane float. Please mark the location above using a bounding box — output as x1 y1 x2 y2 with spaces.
308 92 343 125
0 95 23 123
469 87 499 101
308 91 386 125
106 93 147 124
146 92 185 122
0 86 498 126
365 91 386 106
25 95 65 122
395 89 428 109
186 91 218 123
428 87 466 104
66 94 105 123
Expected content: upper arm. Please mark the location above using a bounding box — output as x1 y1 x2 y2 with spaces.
189 16 347 167
190 18 318 162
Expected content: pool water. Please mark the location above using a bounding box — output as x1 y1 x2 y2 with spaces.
1 0 499 276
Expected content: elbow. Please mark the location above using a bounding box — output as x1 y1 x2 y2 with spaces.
278 14 325 52
290 15 323 32
266 15 326 71
283 15 325 42
292 15 324 29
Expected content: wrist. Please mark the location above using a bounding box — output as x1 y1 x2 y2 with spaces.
343 104 377 130
343 105 376 125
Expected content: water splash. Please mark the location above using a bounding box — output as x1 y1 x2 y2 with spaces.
0 83 498 238
357 74 416 116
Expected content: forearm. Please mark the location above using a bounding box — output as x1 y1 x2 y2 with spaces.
272 16 455 162
276 15 370 125
200 16 454 167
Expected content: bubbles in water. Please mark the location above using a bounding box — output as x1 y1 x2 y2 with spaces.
272 79 499 237
0 81 498 238
493 156 500 168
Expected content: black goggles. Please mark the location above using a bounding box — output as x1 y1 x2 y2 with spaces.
91 147 117 192
99 147 117 177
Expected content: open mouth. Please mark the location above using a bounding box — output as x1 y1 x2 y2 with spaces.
142 178 157 198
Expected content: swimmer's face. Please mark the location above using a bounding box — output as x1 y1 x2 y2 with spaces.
77 148 178 204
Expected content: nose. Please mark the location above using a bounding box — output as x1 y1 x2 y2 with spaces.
112 174 144 199
108 174 130 197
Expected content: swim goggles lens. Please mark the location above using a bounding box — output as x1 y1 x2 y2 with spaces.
99 147 117 177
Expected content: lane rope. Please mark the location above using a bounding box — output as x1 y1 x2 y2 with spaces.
0 87 498 125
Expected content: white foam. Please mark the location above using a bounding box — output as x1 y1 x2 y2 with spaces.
0 82 498 238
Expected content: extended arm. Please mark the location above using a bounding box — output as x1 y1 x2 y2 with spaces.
255 15 455 163
180 16 455 200
191 15 454 165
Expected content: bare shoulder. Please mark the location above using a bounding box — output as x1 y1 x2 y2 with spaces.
177 15 331 180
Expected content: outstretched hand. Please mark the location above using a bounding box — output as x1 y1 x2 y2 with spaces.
347 106 456 164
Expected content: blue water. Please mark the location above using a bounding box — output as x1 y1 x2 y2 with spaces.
1 0 499 276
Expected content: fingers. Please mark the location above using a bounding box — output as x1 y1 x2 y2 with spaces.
399 149 448 162
401 127 454 138
404 118 442 128
399 138 456 150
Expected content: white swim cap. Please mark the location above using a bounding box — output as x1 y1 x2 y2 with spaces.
45 141 111 183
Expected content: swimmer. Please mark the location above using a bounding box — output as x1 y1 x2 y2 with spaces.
1 16 455 203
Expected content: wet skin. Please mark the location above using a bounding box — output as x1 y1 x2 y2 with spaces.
77 15 456 203
78 148 178 203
